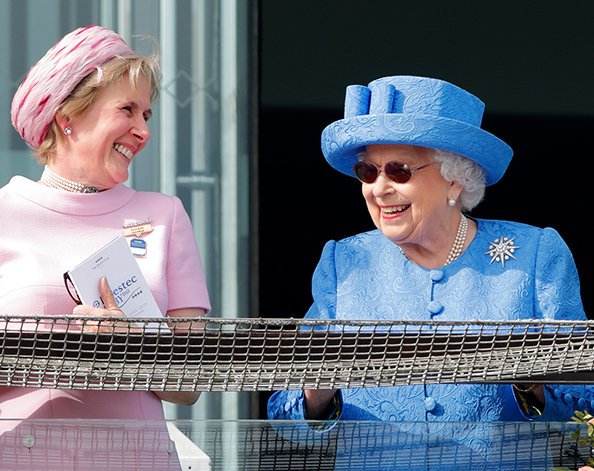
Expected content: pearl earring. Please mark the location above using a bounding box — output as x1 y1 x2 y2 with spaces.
448 197 456 207
64 127 72 135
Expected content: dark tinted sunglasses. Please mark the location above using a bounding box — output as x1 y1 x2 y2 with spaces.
352 160 432 184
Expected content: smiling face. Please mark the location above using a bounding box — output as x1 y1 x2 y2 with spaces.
51 73 152 190
361 144 462 254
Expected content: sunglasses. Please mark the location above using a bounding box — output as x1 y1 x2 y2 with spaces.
352 160 432 184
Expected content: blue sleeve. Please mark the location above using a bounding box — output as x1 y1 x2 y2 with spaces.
534 227 585 321
267 390 307 420
304 240 338 320
529 227 588 422
267 389 346 429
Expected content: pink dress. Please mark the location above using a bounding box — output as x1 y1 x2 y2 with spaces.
0 176 211 469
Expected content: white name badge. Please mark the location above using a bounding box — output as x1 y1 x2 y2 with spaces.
130 238 147 258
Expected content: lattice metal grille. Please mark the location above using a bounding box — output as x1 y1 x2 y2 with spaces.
1 419 586 470
1 316 594 391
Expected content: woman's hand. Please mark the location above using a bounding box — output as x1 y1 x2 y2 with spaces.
514 383 545 404
531 384 545 404
72 276 130 332
304 389 338 419
74 280 206 405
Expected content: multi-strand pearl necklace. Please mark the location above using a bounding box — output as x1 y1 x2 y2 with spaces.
40 166 99 194
444 214 468 266
398 214 468 266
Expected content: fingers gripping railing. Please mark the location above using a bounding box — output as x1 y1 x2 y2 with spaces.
1 316 594 392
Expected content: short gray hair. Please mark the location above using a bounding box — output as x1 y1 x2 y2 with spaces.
430 148 486 212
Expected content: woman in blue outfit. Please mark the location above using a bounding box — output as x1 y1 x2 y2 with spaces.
267 76 588 469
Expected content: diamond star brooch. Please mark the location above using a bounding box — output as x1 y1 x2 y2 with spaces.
485 236 520 267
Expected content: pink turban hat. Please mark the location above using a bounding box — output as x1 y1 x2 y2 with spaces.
11 25 134 149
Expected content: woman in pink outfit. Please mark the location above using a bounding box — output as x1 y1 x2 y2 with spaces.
0 26 211 469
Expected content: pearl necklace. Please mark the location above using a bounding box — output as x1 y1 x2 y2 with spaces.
398 214 468 266
40 166 99 194
444 214 468 265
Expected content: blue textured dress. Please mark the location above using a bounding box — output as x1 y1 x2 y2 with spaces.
268 219 589 469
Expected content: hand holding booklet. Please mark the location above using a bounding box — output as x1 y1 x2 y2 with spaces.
64 235 165 330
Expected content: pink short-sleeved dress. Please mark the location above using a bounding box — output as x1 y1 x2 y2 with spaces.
0 176 211 420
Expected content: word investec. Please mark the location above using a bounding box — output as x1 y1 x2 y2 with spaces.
113 276 138 305
92 276 139 308
113 276 138 296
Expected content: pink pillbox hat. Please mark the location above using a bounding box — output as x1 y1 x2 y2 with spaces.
11 25 134 149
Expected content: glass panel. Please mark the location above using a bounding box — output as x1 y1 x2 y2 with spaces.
0 419 589 470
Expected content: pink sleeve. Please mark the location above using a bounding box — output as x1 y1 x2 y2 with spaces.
165 196 211 313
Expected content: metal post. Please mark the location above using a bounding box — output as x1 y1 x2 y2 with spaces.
117 0 134 187
220 0 239 468
159 0 178 422
160 0 177 196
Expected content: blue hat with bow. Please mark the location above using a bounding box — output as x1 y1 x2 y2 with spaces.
321 76 513 186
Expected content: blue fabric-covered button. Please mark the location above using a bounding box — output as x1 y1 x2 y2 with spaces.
578 398 587 409
553 388 563 400
430 270 444 282
428 301 443 315
284 402 291 412
564 394 573 404
424 397 437 412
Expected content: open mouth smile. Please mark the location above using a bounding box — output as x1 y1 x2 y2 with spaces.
381 205 410 217
113 143 133 160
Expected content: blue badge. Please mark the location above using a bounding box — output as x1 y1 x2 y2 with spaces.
130 238 147 258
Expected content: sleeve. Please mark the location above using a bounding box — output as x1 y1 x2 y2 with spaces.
534 227 585 321
165 196 211 313
268 390 308 420
304 240 338 321
525 227 588 422
267 389 345 431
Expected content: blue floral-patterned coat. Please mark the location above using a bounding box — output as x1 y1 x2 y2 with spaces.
268 219 589 468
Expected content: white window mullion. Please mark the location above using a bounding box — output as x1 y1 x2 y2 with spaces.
220 4 240 470
160 0 177 196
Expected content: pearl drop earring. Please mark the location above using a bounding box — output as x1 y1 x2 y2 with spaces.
448 197 456 207
64 127 72 135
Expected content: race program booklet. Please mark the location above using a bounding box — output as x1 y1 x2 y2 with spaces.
64 235 164 327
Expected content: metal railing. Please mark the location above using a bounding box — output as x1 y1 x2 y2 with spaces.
2 316 594 392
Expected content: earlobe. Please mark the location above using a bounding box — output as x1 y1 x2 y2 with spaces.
449 181 463 202
54 113 70 135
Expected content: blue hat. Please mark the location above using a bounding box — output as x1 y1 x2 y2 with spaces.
321 76 513 186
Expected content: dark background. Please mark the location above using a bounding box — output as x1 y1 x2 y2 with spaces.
256 1 594 416
259 110 592 314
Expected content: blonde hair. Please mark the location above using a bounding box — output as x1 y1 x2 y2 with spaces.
35 54 160 164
